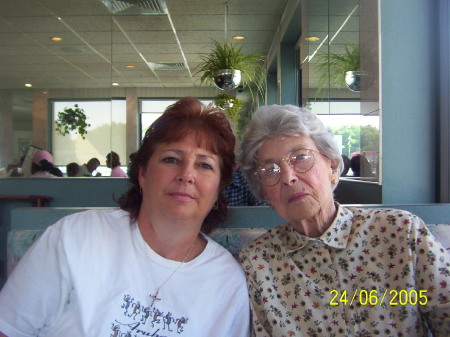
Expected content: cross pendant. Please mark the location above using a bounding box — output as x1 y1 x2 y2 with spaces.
149 290 161 307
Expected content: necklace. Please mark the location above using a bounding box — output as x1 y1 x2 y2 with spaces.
149 239 197 307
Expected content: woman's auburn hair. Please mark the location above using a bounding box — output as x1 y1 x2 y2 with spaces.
117 97 236 234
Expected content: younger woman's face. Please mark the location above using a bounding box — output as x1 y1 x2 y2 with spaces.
139 133 221 226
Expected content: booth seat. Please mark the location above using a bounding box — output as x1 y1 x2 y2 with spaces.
7 205 450 276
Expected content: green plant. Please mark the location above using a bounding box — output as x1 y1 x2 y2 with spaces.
55 104 91 139
214 94 243 124
196 40 266 97
315 45 360 97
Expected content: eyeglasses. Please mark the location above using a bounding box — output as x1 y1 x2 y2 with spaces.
254 148 320 186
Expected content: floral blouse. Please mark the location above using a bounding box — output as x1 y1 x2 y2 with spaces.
239 205 450 337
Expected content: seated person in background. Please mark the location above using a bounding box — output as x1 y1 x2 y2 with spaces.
30 150 62 178
222 166 267 206
49 166 63 177
350 154 374 177
0 167 8 178
0 155 26 177
340 154 350 176
0 97 250 337
106 151 127 177
66 162 79 177
0 162 20 178
77 157 100 177
238 104 450 336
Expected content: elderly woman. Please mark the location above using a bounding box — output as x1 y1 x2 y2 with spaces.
0 97 250 337
238 104 450 337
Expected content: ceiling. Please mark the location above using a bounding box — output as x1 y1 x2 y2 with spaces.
0 0 291 90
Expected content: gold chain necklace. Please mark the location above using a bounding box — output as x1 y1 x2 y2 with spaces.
149 240 197 307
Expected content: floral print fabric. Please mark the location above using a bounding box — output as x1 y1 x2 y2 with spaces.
239 205 450 337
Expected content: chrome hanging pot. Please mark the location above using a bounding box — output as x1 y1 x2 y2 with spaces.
213 69 242 90
345 70 361 92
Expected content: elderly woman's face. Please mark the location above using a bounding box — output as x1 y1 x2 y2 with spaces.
139 133 221 226
257 134 337 230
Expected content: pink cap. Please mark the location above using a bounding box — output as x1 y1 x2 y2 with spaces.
32 150 53 165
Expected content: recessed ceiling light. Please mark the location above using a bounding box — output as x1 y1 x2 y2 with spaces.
112 82 119 86
232 35 245 40
25 83 32 87
51 37 63 41
125 65 135 68
305 37 320 41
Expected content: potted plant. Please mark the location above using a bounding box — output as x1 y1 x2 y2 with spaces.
55 104 91 139
315 44 361 96
214 94 243 125
196 40 266 96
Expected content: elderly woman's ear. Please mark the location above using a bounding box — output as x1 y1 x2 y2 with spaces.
329 159 340 185
330 169 339 185
329 156 340 170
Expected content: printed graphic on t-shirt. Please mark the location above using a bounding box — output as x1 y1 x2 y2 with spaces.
111 294 190 336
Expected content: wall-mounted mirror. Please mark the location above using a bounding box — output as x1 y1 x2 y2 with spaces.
300 0 380 183
0 0 289 178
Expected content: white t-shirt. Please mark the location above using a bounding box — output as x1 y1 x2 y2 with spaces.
0 209 250 337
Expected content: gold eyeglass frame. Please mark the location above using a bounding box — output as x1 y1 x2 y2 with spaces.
254 148 320 186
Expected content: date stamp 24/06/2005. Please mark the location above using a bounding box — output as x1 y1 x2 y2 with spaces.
329 289 428 306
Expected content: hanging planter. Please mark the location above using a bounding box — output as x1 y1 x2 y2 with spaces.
214 94 243 125
196 40 266 97
55 104 91 139
213 69 242 90
345 70 361 92
315 45 361 97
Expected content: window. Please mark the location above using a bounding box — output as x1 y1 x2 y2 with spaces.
52 99 127 176
316 108 379 178
140 99 213 140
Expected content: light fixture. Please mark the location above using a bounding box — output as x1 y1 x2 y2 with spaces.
125 65 135 68
51 37 63 41
25 83 32 87
232 35 245 40
112 82 119 86
305 36 320 41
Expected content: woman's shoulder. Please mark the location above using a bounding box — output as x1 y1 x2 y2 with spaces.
58 207 128 219
345 206 421 222
342 206 425 234
203 234 236 257
202 235 245 267
111 166 127 177
51 208 131 234
238 224 286 255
